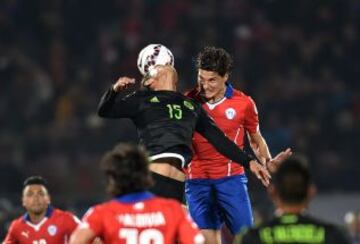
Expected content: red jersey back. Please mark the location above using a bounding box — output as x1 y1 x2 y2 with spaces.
185 85 259 179
3 207 80 244
79 191 204 244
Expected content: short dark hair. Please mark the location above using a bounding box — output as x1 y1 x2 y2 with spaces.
272 156 311 204
23 176 48 189
101 143 154 197
196 46 233 77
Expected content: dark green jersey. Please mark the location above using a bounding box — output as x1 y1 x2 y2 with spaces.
98 87 253 167
240 213 350 244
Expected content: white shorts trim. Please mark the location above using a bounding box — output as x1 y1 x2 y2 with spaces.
150 153 185 167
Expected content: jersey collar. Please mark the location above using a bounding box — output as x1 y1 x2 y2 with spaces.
224 82 233 98
23 205 53 222
114 191 155 203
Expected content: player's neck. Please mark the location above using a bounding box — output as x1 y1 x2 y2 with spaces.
28 211 47 224
275 203 307 215
154 83 176 91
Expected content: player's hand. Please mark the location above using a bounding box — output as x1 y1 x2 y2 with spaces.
113 77 135 92
266 148 293 173
249 160 271 187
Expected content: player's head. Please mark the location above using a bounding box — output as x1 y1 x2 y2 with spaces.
101 143 154 197
270 156 315 206
142 65 178 91
22 176 51 215
196 46 233 101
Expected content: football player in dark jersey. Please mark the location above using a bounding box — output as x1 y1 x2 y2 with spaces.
98 65 270 203
240 156 351 244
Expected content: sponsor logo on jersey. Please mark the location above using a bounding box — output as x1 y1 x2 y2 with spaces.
184 100 194 110
225 108 236 120
150 96 160 103
21 231 29 238
47 225 57 236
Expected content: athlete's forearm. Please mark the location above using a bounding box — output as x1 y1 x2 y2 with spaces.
98 87 118 117
97 87 135 118
249 132 271 164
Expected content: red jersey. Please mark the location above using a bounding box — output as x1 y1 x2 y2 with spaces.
79 191 204 244
3 207 80 244
185 84 259 179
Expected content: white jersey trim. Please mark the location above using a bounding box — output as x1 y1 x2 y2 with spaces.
206 97 226 110
150 153 185 167
25 217 48 231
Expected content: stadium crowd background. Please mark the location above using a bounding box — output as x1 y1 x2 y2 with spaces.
0 0 359 239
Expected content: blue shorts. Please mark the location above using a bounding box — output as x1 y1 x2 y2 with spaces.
185 174 253 234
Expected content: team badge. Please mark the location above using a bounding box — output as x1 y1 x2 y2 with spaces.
183 100 194 110
225 108 236 120
48 225 57 236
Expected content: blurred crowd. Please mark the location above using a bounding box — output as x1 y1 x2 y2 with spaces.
0 0 359 239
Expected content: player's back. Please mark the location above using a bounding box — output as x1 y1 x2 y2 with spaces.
82 192 203 244
240 213 351 244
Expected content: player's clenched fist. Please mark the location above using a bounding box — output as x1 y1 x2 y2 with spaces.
249 160 271 187
112 77 135 92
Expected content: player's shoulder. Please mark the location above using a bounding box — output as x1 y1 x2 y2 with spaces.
52 208 80 222
231 89 252 101
184 88 199 99
9 215 25 228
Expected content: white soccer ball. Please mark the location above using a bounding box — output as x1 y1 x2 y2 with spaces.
137 44 174 76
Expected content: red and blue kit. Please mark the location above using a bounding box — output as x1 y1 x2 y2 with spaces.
3 207 80 244
185 84 259 179
185 83 259 234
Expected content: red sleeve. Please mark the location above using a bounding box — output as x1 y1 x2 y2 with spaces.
175 204 204 244
81 206 103 236
244 97 259 134
3 220 18 244
65 212 81 234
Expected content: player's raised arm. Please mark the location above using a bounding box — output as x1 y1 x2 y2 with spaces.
97 77 139 118
195 107 270 186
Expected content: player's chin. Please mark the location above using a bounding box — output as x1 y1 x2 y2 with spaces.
201 92 214 100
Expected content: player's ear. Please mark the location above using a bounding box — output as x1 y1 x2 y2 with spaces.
224 73 229 82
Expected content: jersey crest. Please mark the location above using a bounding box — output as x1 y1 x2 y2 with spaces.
47 225 57 236
184 100 194 110
225 108 236 120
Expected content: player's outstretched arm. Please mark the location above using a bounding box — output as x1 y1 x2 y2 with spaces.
266 148 293 173
97 77 138 118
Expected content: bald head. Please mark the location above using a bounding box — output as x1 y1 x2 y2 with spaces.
143 65 178 91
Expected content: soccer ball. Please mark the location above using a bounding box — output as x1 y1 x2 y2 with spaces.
137 44 174 76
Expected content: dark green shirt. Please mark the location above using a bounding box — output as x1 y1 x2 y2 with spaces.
240 213 350 244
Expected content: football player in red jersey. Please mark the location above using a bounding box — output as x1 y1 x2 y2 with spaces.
70 143 205 244
3 176 80 244
185 47 292 244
